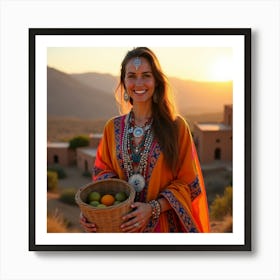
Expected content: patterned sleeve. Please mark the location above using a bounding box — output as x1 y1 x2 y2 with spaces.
93 119 118 181
159 116 209 232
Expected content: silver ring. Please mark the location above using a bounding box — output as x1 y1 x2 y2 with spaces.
134 222 140 228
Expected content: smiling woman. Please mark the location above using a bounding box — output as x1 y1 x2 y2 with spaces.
79 47 210 233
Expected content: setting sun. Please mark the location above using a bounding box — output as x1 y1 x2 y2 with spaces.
207 56 233 82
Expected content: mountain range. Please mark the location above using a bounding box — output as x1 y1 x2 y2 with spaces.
47 66 232 120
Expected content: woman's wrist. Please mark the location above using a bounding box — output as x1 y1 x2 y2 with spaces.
157 197 171 213
148 200 161 220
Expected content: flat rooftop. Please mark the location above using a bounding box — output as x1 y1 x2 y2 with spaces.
89 133 103 138
78 147 97 157
196 123 232 131
47 142 69 148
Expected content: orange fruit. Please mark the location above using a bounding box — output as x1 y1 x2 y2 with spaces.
100 194 115 206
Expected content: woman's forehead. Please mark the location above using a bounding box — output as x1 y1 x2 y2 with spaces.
125 57 152 72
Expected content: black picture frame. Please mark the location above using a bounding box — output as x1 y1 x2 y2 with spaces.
29 28 251 251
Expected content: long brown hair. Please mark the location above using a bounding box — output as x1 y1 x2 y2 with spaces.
115 47 179 173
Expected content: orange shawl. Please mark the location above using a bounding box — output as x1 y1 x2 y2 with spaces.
94 114 210 233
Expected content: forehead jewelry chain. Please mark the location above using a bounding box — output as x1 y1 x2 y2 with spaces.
133 57 141 70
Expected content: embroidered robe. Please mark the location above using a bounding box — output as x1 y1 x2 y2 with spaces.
94 114 210 233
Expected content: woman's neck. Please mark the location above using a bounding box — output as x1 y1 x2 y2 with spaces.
132 104 152 125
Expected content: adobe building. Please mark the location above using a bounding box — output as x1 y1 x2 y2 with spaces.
76 147 97 173
76 133 102 173
193 104 232 165
47 133 102 169
47 142 76 166
88 133 102 148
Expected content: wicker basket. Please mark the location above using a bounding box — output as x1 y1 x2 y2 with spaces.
75 178 135 232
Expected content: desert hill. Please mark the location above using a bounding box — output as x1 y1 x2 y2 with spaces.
71 72 119 95
169 77 232 115
47 66 232 120
47 67 119 119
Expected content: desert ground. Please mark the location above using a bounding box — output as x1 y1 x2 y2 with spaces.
47 165 232 233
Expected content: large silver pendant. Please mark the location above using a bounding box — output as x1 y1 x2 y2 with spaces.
128 174 145 192
133 127 144 138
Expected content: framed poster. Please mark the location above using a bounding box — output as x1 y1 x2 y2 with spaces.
29 28 251 251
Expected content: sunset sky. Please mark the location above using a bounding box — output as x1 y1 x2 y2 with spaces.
47 47 233 82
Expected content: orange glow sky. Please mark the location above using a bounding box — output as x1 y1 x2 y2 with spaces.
47 47 233 82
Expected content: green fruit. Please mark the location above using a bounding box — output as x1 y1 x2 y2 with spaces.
113 200 121 205
88 191 101 202
97 204 107 208
115 191 127 202
89 201 100 207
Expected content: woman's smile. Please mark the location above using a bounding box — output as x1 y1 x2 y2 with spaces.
134 89 147 95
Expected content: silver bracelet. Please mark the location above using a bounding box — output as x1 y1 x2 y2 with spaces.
148 200 161 220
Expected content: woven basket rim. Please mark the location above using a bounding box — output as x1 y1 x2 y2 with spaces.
75 178 136 232
75 178 135 212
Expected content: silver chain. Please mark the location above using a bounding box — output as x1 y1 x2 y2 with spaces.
122 112 154 181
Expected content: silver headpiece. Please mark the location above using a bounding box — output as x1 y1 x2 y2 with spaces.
133 57 141 70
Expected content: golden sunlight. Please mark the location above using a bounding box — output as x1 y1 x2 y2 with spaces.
207 56 233 82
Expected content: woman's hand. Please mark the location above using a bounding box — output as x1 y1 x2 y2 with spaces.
79 213 97 233
120 202 152 232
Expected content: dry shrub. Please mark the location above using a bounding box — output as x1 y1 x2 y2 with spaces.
47 171 58 192
222 215 233 232
59 188 77 205
47 210 68 233
210 186 232 220
210 215 233 233
48 165 67 179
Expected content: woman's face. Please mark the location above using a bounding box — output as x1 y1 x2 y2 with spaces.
124 57 156 105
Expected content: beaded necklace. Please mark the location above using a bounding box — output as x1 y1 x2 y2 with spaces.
122 111 154 193
127 112 153 138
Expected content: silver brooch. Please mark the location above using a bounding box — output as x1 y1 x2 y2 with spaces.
128 174 145 192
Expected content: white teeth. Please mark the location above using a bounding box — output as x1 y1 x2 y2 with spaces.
135 90 146 94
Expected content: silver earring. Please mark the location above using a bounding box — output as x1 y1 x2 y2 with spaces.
124 91 129 102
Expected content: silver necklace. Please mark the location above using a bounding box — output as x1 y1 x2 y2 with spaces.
122 112 154 192
128 123 152 138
